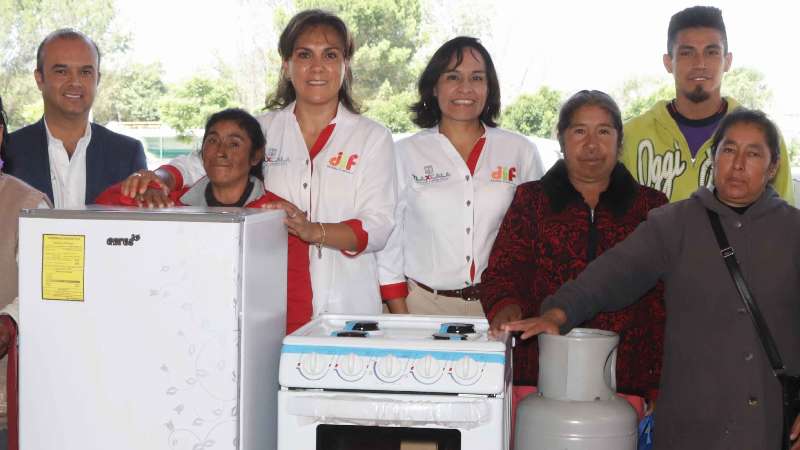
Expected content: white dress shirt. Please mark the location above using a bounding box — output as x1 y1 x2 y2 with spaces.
165 103 397 315
45 120 92 208
378 126 544 292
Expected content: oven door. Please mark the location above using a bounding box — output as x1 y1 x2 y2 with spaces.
277 389 506 450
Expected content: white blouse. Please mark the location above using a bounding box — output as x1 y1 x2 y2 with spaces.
378 126 543 294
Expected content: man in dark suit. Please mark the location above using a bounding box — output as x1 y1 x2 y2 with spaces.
3 28 146 207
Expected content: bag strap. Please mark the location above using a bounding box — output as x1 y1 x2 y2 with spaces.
705 208 786 377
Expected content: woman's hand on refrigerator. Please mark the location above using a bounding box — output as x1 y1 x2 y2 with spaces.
121 170 171 198
136 188 174 208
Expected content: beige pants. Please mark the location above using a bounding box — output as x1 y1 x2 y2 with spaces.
405 280 485 317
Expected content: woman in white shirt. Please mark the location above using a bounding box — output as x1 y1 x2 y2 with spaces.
121 10 400 318
379 36 544 316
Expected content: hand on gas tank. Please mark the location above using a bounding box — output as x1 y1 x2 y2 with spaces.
489 303 522 336
501 307 566 340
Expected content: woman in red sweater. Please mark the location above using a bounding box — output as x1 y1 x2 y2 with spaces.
481 90 667 406
97 108 312 333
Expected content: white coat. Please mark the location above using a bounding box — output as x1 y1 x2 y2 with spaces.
378 126 543 295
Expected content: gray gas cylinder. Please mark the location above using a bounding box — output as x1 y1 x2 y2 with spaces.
514 328 638 450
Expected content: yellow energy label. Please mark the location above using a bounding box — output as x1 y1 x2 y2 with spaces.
42 234 85 301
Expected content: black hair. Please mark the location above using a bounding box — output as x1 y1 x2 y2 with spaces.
710 108 780 166
265 9 359 113
36 28 101 75
203 108 266 180
411 36 501 128
556 90 624 151
0 96 7 172
667 6 727 56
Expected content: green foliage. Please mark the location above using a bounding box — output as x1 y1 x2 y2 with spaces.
615 77 673 122
93 63 166 123
159 76 237 136
501 87 562 138
788 138 800 167
282 0 424 101
0 0 130 128
722 67 773 110
363 81 416 133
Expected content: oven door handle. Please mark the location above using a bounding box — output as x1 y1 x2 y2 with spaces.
286 394 492 429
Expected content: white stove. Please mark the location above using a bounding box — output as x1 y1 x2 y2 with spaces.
277 314 512 450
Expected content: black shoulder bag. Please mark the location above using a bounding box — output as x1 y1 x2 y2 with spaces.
707 209 800 449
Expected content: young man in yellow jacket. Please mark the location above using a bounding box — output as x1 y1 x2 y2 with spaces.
621 6 794 203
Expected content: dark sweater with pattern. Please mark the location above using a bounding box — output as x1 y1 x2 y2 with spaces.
481 160 667 399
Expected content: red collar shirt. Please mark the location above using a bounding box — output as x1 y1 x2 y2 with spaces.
378 126 544 297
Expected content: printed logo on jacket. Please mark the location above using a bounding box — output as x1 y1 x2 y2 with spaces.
327 152 359 173
412 165 451 184
490 166 517 184
265 148 290 166
635 138 713 199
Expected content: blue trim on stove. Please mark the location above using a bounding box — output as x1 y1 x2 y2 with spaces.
281 345 505 364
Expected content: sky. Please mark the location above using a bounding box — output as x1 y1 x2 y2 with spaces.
117 0 799 137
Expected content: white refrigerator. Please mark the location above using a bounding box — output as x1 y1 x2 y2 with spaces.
17 207 287 450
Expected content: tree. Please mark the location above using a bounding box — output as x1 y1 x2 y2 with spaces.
159 76 237 136
501 86 562 138
722 67 773 110
93 62 167 124
363 81 416 133
788 137 800 167
615 76 673 122
422 0 495 40
0 0 130 127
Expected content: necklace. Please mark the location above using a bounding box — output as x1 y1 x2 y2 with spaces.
670 98 727 119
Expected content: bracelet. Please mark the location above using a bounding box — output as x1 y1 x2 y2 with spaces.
315 222 326 259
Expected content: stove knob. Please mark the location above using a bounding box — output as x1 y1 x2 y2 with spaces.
411 355 445 384
450 356 484 386
335 353 370 382
374 354 408 383
297 352 334 380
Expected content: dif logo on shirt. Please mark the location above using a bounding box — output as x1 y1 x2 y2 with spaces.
491 166 516 183
328 152 359 172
